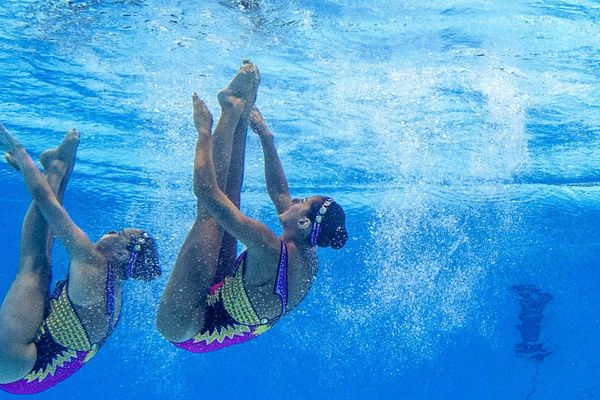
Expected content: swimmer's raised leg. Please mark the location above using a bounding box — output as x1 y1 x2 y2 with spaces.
216 61 260 280
213 60 259 191
37 131 79 260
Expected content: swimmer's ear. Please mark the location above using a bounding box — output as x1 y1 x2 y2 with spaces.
297 217 311 230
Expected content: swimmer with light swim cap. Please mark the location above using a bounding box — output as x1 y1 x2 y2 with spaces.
0 125 160 394
157 60 348 352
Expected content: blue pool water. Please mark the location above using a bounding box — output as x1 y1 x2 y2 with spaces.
1 0 599 398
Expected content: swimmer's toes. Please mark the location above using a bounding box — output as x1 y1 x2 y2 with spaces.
59 130 80 157
249 106 262 127
40 130 79 171
218 61 259 104
65 128 80 144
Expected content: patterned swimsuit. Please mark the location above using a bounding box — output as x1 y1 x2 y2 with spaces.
174 242 288 353
0 268 118 395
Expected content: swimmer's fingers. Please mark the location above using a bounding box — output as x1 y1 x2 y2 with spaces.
0 122 20 152
249 106 262 128
249 106 270 137
4 151 19 171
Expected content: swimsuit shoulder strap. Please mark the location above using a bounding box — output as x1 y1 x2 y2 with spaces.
274 241 288 318
50 279 68 300
233 250 248 274
105 264 119 333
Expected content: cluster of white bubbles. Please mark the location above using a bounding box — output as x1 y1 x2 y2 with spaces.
294 58 532 367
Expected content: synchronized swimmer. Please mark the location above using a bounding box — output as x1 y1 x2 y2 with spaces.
0 127 160 394
156 60 348 352
0 60 347 394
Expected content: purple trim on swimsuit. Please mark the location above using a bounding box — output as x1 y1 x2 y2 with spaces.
173 328 258 353
0 351 89 395
124 252 137 279
106 264 115 318
274 242 288 316
233 251 247 273
174 274 259 354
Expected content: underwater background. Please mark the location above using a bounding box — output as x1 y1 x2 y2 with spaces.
0 0 599 399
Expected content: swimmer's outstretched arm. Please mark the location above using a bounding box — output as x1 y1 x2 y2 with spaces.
0 123 99 264
192 94 280 254
249 106 292 215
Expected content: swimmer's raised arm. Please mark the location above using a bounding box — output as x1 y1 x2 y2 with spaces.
192 94 280 254
0 123 98 262
249 106 292 215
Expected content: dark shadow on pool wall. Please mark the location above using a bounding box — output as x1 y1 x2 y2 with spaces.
513 284 553 400
514 284 553 360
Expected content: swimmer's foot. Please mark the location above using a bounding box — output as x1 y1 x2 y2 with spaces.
193 93 214 135
4 129 80 175
217 60 260 115
39 129 80 180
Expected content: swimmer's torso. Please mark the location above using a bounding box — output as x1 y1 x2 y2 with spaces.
244 243 317 319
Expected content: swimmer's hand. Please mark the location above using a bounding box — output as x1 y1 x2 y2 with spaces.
4 151 19 171
0 122 21 153
249 106 272 139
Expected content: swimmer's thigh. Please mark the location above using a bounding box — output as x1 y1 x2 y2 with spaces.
0 267 47 383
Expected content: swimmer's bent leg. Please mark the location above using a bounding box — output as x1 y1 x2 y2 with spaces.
215 107 252 281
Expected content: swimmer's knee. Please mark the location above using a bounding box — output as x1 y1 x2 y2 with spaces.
156 303 203 343
155 320 184 343
13 270 50 290
155 316 193 343
15 258 52 285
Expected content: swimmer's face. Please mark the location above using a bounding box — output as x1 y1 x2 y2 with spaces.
279 196 321 228
97 228 143 257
